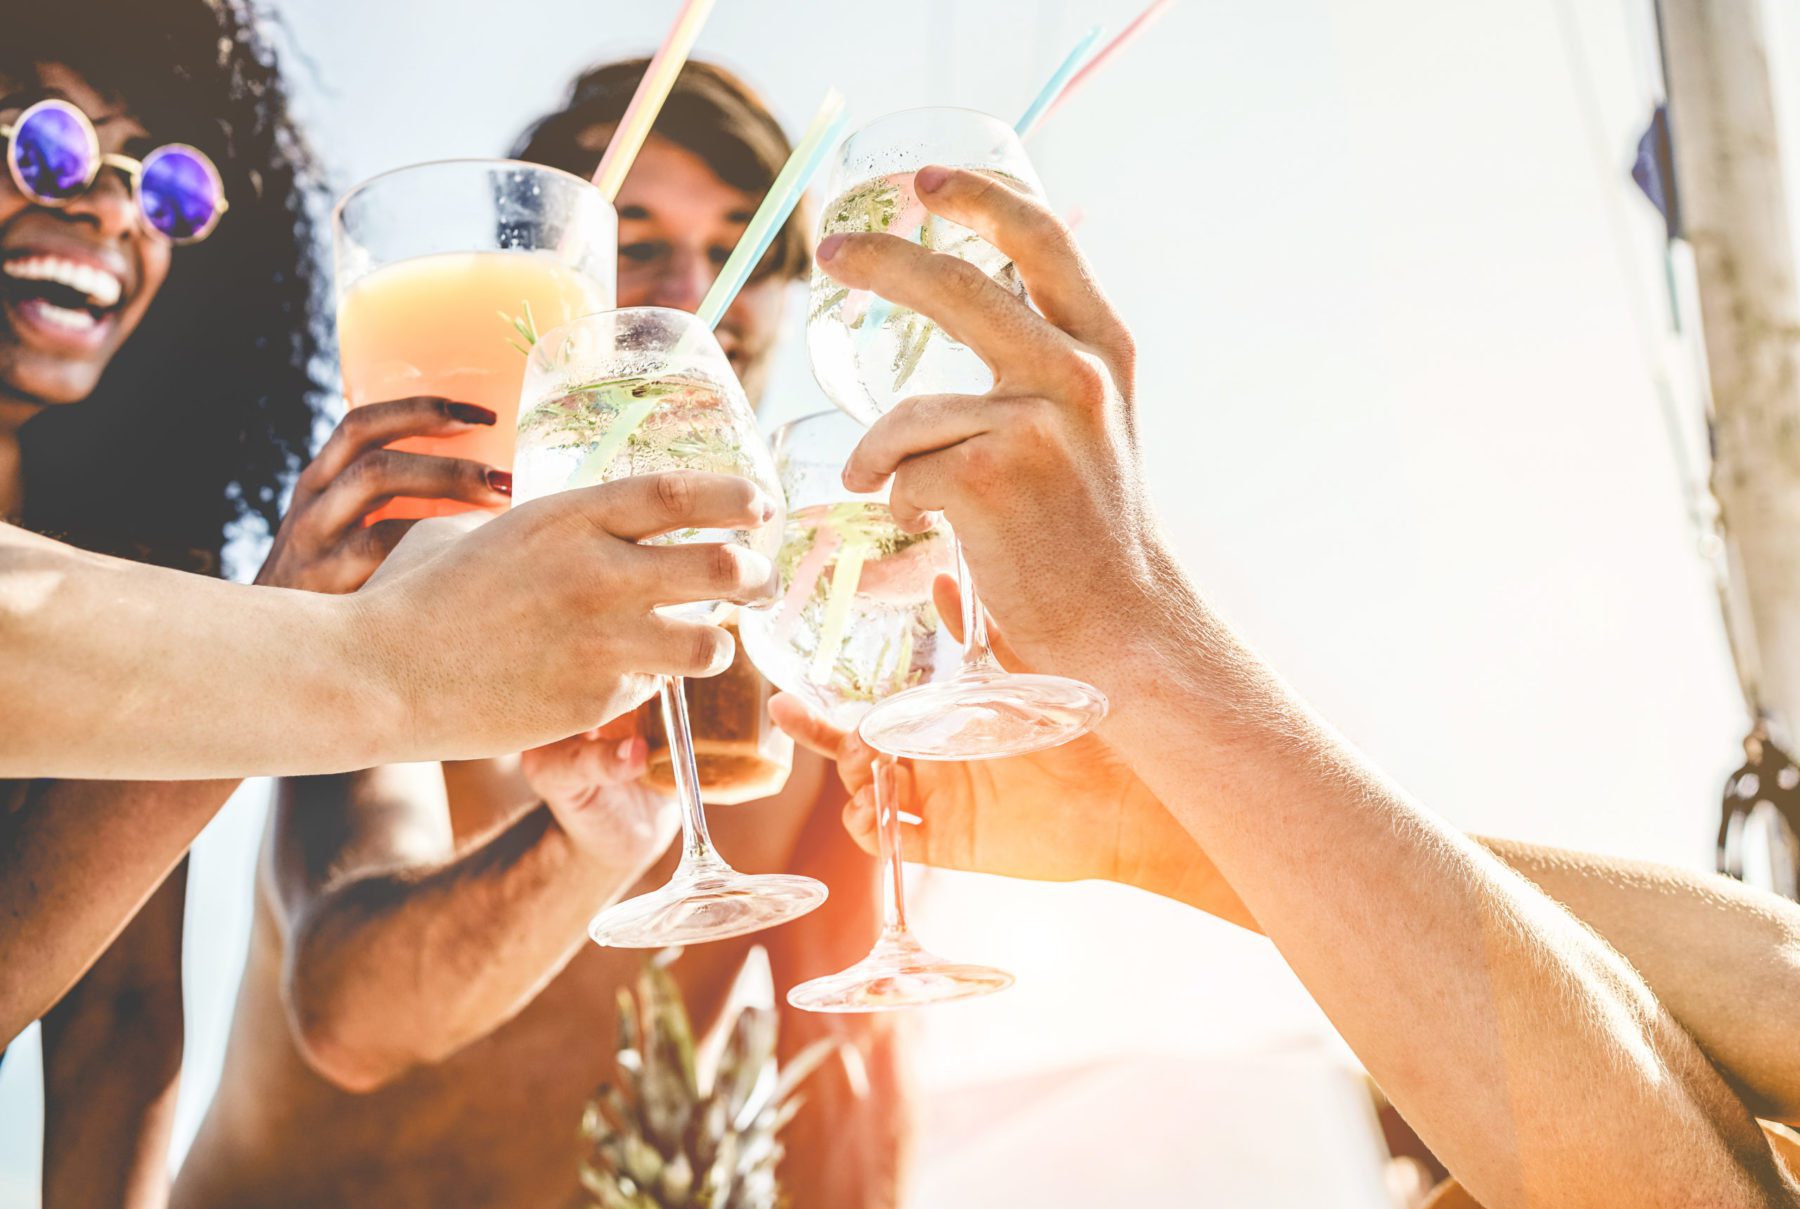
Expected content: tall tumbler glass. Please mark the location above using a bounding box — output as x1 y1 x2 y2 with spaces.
335 159 617 521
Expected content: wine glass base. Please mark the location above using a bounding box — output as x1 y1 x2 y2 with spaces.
588 871 827 948
857 669 1107 760
787 940 1014 1013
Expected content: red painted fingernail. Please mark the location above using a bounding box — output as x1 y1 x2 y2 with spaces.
445 401 497 425
916 165 949 193
817 233 846 261
486 469 513 496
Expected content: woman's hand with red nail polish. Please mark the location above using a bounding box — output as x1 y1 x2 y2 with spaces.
256 395 514 594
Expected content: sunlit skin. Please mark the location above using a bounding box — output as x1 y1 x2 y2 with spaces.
591 129 788 405
0 64 171 519
174 122 901 1209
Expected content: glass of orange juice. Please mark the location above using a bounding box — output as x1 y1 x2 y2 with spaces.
333 160 616 521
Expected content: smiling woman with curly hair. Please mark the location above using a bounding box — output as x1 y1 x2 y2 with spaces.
0 1 326 1203
3 0 325 571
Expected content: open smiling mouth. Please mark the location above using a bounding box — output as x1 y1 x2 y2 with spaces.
0 255 127 343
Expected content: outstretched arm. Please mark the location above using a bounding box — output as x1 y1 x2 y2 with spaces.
1 779 231 1044
40 861 187 1209
784 698 1800 1129
273 738 673 1093
814 165 1799 1208
1 471 767 780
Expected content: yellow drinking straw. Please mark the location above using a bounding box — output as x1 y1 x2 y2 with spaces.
810 535 870 682
590 0 716 201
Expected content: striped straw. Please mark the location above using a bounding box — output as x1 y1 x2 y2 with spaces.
696 89 847 330
567 90 847 488
1014 24 1104 139
591 0 716 201
1043 0 1177 124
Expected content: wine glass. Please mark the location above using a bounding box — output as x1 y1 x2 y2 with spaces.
514 307 828 946
740 410 1013 1011
806 106 1107 761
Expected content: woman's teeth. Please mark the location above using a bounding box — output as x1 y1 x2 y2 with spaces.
29 300 100 331
2 255 124 310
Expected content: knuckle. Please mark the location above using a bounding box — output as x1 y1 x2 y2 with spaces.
1108 324 1139 376
953 439 1002 495
1061 349 1112 405
654 471 695 519
703 543 737 588
690 625 732 675
1019 199 1065 247
460 459 492 492
344 449 390 487
1009 403 1061 453
944 257 991 302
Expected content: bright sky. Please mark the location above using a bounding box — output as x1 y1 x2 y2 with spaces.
7 1 1800 1203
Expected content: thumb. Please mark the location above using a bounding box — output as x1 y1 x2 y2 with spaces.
769 692 849 759
841 762 924 863
933 573 1031 672
842 787 879 857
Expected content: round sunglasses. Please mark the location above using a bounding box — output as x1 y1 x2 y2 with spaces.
0 98 228 245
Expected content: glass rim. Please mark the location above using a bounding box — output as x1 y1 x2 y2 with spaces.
331 156 609 232
533 304 713 346
770 408 885 502
527 305 733 384
771 407 857 444
844 105 1014 139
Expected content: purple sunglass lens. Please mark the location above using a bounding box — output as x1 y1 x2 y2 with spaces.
139 147 221 241
13 105 94 200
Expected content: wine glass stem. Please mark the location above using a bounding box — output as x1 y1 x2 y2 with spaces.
875 754 912 941
659 676 728 878
953 538 1002 675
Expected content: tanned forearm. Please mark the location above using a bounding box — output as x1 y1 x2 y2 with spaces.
1483 838 1800 1127
41 863 187 1209
285 803 650 1092
1 779 233 1043
1078 568 1795 1209
0 524 389 780
1114 779 1800 1129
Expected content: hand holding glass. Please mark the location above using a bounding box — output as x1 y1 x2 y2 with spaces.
514 306 827 946
741 410 1013 1010
806 108 1106 760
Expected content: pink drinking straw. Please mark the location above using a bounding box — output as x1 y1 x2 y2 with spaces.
1039 0 1176 127
590 0 716 201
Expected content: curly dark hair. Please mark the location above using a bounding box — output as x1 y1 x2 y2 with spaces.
6 0 326 575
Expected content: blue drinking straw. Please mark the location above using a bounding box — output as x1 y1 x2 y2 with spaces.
697 89 847 331
567 90 845 487
1015 24 1105 139
854 26 1105 358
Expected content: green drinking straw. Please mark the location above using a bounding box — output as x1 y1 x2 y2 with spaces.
567 89 847 487
697 88 846 330
1014 24 1104 139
